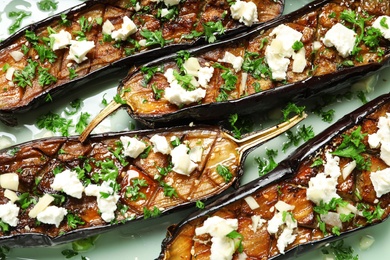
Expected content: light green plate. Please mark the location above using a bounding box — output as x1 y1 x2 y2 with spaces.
0 0 390 259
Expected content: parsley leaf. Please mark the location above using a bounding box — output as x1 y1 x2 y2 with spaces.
140 29 171 47
242 51 272 80
226 230 244 253
126 178 148 201
256 149 278 176
75 112 90 134
38 67 57 87
13 59 38 88
203 21 225 43
36 112 73 136
143 206 162 219
216 164 233 182
292 40 304 51
8 11 31 34
282 102 305 121
37 0 58 11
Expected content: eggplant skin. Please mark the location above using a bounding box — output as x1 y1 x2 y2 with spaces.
0 0 284 126
0 125 244 247
158 92 390 260
121 0 390 127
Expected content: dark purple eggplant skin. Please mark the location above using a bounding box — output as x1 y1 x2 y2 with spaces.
119 0 390 128
0 0 285 127
157 92 390 260
0 123 275 247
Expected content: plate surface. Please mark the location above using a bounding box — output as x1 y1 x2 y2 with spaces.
1 0 390 259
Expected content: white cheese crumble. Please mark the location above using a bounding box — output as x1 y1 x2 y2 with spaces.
111 16 137 41
85 181 120 222
0 172 19 191
102 19 115 35
322 23 356 58
170 144 198 176
195 216 238 260
10 50 24 62
51 169 84 199
265 24 304 81
120 136 146 158
372 16 390 40
150 134 171 154
370 168 390 198
342 160 357 180
67 40 95 64
4 189 19 203
218 51 244 72
163 0 180 6
182 58 214 87
36 206 67 227
267 201 297 254
49 30 72 51
250 215 266 232
368 113 390 166
306 152 341 205
0 201 20 227
5 67 15 81
163 68 206 106
230 0 259 26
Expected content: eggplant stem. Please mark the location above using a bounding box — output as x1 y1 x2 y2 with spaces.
79 100 122 143
224 113 307 161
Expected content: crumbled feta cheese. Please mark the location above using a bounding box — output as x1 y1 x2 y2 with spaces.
250 215 266 232
307 152 341 205
10 50 24 62
244 195 260 210
164 0 180 6
218 51 244 72
102 19 115 35
342 161 357 180
49 30 72 51
150 134 171 154
265 24 304 81
230 0 259 26
370 168 390 198
4 189 19 203
189 145 203 163
171 144 198 176
51 169 84 199
197 66 214 87
36 206 67 227
320 211 342 228
164 69 206 106
28 194 54 218
372 16 390 39
322 23 356 58
368 113 390 166
111 16 137 41
160 8 170 18
120 136 146 158
85 181 120 222
312 41 322 51
267 201 297 254
292 48 306 73
182 58 214 87
0 172 19 191
5 67 15 81
0 201 20 227
135 2 141 11
195 216 238 260
67 40 95 64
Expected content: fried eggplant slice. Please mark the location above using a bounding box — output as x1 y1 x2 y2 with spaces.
158 92 390 260
95 0 390 128
0 114 304 247
0 0 284 126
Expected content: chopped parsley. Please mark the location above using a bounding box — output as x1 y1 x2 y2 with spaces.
143 206 162 219
126 178 148 201
196 200 205 209
321 240 358 260
140 65 163 85
311 158 324 168
8 11 31 34
282 125 315 151
66 213 85 229
37 0 58 11
228 113 253 139
75 112 90 134
36 111 73 136
68 68 78 80
332 126 369 170
242 51 272 79
38 67 57 87
140 29 171 47
216 164 233 182
175 50 191 73
226 230 244 253
292 40 304 51
151 84 164 100
313 198 348 215
282 102 305 121
213 63 237 102
13 59 38 88
255 149 278 176
203 21 225 43
61 249 78 259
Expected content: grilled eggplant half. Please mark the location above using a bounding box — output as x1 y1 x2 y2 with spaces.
0 114 304 247
0 0 284 126
158 92 390 260
84 0 390 130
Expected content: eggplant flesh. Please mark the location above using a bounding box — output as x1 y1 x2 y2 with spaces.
0 126 243 247
0 0 284 126
120 0 390 127
158 92 390 260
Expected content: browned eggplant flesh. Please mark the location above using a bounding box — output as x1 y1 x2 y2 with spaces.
0 0 284 126
0 113 305 247
119 0 390 126
158 92 390 260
